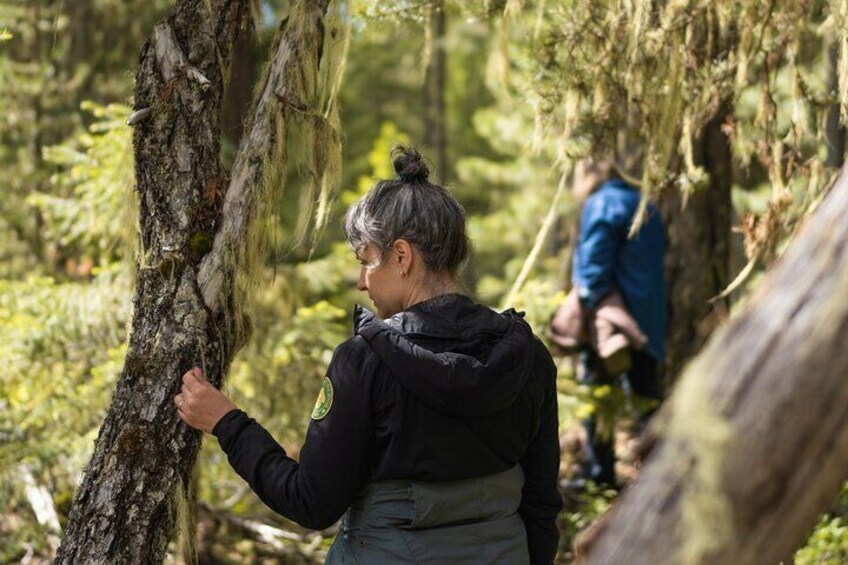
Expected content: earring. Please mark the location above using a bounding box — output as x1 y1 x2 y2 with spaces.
400 271 407 278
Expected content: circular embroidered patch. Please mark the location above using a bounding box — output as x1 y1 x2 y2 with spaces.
311 377 334 420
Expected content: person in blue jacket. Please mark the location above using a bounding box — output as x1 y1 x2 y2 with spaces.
173 146 563 564
571 156 666 487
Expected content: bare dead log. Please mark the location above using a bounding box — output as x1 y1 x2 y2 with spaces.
578 168 848 563
196 501 327 562
20 463 61 556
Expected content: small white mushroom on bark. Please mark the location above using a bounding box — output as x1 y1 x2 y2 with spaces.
126 107 151 126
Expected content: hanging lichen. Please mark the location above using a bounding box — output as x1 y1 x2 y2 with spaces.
495 0 846 276
197 0 349 349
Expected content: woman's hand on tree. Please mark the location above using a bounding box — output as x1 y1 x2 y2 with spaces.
174 367 237 433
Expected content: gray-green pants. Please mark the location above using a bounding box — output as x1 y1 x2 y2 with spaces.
325 466 529 564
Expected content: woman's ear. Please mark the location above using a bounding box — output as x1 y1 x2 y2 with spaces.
392 239 414 274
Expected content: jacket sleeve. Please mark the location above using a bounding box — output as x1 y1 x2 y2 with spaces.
212 337 374 530
519 344 563 564
572 194 625 309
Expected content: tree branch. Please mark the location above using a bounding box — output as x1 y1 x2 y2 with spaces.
198 0 343 318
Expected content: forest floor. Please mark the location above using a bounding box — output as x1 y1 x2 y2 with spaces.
169 421 646 564
2 421 644 564
555 420 645 563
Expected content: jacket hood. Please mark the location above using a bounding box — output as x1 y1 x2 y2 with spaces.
353 293 536 418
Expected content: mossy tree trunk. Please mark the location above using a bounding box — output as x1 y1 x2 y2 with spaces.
577 167 848 564
661 104 733 382
54 1 249 562
660 15 737 384
55 0 338 562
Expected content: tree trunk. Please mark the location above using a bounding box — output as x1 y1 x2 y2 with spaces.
54 1 249 562
55 0 342 561
661 105 733 382
826 40 845 169
424 0 447 182
576 167 848 564
222 26 257 149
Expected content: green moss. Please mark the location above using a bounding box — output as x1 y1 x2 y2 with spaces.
174 471 198 565
667 358 733 563
189 232 214 259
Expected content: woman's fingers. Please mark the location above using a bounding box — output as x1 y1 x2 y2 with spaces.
174 367 234 434
182 370 200 392
177 368 205 412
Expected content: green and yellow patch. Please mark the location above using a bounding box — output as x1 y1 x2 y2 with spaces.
311 377 334 420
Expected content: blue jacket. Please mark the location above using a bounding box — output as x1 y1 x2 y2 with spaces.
572 179 666 360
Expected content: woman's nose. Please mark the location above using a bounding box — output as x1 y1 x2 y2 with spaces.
357 268 367 291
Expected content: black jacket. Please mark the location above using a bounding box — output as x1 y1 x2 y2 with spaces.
213 293 562 564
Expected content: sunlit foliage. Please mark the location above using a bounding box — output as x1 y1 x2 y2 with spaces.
1 0 846 562
507 0 843 262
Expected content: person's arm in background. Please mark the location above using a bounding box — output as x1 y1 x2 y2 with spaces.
519 344 563 564
179 337 375 530
573 194 625 309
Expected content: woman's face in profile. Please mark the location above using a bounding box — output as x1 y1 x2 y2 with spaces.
573 160 601 203
355 244 406 318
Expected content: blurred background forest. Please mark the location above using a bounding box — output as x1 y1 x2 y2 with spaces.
1 0 847 563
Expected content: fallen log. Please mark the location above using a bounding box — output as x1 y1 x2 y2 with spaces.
578 168 848 564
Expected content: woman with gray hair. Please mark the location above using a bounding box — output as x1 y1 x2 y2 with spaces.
174 146 562 564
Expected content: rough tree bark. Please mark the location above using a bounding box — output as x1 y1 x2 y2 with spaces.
661 104 733 382
56 0 339 562
54 1 249 562
577 167 848 564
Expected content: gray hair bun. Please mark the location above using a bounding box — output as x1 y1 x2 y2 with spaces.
392 145 430 183
344 144 469 274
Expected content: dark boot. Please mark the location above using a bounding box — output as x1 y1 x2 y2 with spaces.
582 416 616 487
